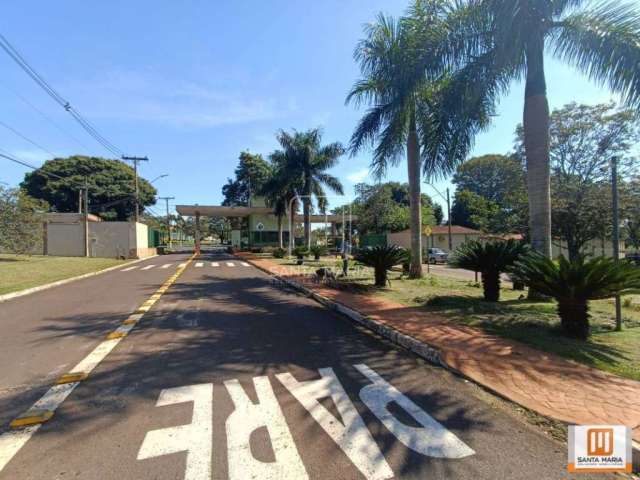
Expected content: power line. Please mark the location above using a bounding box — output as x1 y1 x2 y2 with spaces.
0 119 57 158
0 148 75 184
0 33 124 157
0 79 91 151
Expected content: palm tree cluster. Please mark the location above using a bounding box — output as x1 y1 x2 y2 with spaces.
261 128 345 250
348 0 640 275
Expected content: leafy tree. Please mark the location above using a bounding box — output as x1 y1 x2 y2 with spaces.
626 221 640 252
515 102 639 259
347 3 491 278
20 156 156 221
270 128 344 249
450 239 529 301
515 253 640 339
439 0 640 258
450 190 501 231
222 151 273 206
0 187 48 254
348 182 438 235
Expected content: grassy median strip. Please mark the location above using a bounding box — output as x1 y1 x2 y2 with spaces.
0 254 127 295
271 256 640 381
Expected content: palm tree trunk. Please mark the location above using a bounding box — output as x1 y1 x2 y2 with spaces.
407 111 423 278
523 34 552 259
278 215 283 248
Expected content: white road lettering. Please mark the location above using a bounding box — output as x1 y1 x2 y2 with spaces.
355 364 475 459
141 265 155 270
195 262 204 268
137 383 213 480
211 262 219 267
226 262 235 267
224 376 308 480
161 263 172 269
277 368 393 480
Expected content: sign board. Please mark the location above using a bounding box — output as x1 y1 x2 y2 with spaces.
256 222 264 231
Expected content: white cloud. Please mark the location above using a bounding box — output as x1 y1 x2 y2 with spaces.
68 69 297 129
346 168 370 183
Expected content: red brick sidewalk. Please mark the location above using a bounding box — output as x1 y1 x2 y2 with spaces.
240 253 640 443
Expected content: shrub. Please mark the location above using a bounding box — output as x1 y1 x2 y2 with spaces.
449 239 529 302
355 245 407 287
293 246 308 259
272 247 286 258
514 253 640 339
309 245 327 260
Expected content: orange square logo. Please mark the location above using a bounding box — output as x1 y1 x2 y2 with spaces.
587 428 614 456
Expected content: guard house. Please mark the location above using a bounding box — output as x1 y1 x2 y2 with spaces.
176 196 356 251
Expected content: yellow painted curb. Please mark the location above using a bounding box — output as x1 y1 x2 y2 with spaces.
10 409 54 428
56 372 88 384
106 331 127 340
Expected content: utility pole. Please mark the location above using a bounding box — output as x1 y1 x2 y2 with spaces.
121 155 149 222
83 177 89 257
611 156 622 331
159 196 175 248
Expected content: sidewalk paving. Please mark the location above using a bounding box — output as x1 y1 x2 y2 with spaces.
240 253 640 443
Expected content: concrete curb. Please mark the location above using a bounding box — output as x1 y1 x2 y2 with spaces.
0 255 158 303
240 254 640 470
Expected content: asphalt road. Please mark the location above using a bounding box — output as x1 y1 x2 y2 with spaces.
0 252 611 479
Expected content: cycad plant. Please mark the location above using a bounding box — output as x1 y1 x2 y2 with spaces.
450 239 529 301
355 245 408 287
515 254 640 339
309 245 327 260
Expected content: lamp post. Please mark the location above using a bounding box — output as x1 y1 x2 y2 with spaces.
611 156 622 331
150 174 168 184
425 183 452 252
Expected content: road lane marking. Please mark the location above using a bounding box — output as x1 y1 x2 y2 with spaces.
160 263 172 269
226 262 235 267
195 262 204 268
225 376 308 480
277 368 393 480
355 363 475 459
141 265 156 270
0 253 198 474
138 384 213 480
121 266 138 271
240 262 250 267
211 262 219 267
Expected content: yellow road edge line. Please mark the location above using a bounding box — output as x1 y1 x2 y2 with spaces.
10 410 54 428
106 331 127 340
6 252 198 434
55 372 88 384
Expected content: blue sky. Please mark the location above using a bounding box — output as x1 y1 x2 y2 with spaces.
0 1 623 217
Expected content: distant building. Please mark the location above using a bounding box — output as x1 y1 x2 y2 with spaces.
44 213 156 258
388 225 487 253
176 196 357 250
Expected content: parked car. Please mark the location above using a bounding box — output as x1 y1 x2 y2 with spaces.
625 251 640 266
427 247 448 264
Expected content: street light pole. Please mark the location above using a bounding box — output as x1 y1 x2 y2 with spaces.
611 156 622 331
159 196 175 248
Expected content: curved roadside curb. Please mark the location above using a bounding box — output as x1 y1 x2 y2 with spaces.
0 255 158 303
238 254 640 471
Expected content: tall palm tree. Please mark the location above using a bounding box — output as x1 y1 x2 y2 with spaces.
272 129 345 249
261 159 300 248
439 0 640 257
347 2 492 278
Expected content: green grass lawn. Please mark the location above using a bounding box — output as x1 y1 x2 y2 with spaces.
0 254 128 295
270 255 640 381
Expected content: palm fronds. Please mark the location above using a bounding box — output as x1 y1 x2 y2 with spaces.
355 245 408 286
